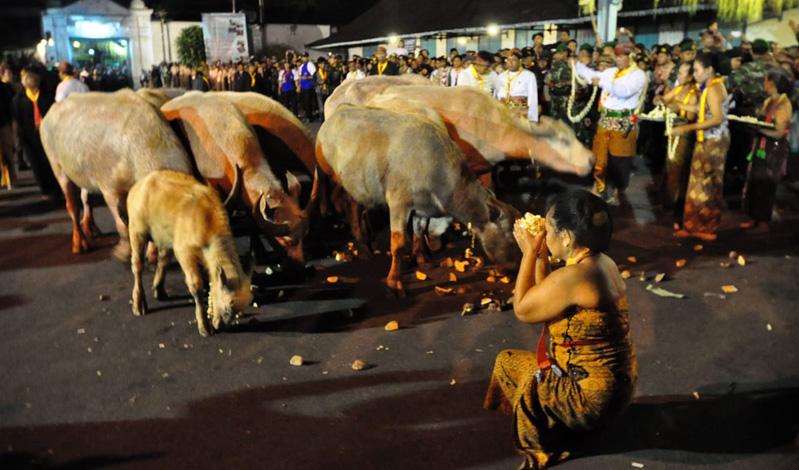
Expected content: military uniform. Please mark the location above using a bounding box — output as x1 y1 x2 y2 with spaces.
546 59 571 123
728 58 773 117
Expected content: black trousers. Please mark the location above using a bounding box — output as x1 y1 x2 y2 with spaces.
22 133 60 200
280 91 299 117
316 91 329 123
607 155 633 192
299 88 316 120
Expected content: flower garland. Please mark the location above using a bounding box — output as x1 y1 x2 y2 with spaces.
664 105 681 162
567 61 598 123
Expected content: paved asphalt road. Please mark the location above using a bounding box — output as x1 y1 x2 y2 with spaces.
0 146 798 469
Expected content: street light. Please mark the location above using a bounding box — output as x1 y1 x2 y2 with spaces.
486 23 500 36
73 40 81 48
88 48 95 56
387 33 399 45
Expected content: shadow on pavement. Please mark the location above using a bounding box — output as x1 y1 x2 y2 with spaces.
0 451 163 469
0 371 514 469
0 234 116 272
576 386 799 463
2 373 796 469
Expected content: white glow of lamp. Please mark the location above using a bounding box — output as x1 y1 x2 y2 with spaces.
486 23 500 37
387 33 399 45
457 37 467 45
72 40 81 49
88 48 95 56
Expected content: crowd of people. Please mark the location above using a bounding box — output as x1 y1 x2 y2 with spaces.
0 56 132 194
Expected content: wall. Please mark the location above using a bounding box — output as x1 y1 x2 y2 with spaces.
265 23 331 52
150 20 198 64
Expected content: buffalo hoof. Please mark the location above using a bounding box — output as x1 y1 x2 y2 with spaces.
131 299 148 317
72 236 91 255
385 280 406 299
197 323 213 337
112 243 131 263
153 286 168 301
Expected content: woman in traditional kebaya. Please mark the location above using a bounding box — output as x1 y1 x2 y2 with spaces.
671 51 730 241
484 190 637 469
741 68 794 231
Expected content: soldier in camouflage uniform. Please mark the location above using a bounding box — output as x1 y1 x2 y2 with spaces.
546 44 572 123
728 39 775 117
727 39 777 184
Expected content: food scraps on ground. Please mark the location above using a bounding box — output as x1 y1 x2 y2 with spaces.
721 285 738 294
454 260 469 272
434 286 454 296
645 284 685 299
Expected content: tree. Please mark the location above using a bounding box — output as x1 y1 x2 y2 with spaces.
176 25 205 67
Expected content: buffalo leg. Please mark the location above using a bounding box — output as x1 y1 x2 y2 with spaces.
79 189 101 238
59 179 90 254
129 227 148 317
411 216 431 266
345 198 372 259
386 196 411 296
100 190 130 262
152 247 171 301
175 247 211 337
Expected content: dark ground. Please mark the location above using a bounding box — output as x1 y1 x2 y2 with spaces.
1 142 798 469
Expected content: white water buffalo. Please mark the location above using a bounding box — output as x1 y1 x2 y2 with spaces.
325 79 594 180
40 89 194 259
127 170 252 337
161 92 318 263
323 74 437 119
316 105 520 295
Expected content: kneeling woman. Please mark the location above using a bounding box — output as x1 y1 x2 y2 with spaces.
484 190 637 469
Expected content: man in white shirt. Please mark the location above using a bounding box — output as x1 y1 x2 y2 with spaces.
392 39 409 57
494 51 538 123
573 41 646 203
456 50 498 96
345 58 365 81
55 63 89 103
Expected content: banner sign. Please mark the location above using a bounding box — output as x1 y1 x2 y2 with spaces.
201 13 249 62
